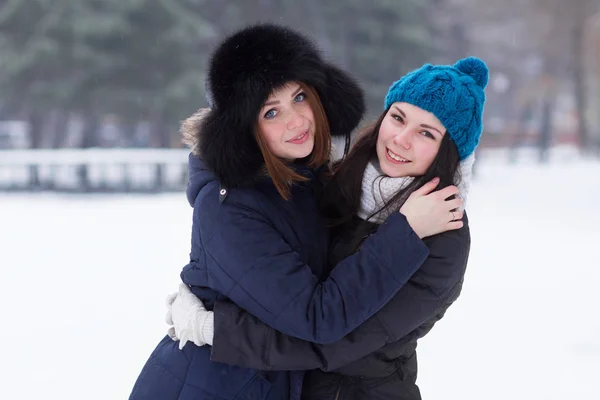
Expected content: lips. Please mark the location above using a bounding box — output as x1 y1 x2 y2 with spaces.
386 148 411 164
287 130 309 143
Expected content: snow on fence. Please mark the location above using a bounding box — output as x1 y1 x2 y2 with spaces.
0 149 190 192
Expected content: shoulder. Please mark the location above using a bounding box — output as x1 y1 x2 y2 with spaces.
424 212 471 254
192 181 274 234
414 213 471 297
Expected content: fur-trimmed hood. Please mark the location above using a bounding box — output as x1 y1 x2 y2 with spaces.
184 23 365 189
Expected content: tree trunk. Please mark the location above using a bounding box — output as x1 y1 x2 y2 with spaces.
51 110 70 149
27 111 45 189
78 111 100 191
573 19 590 152
150 109 168 190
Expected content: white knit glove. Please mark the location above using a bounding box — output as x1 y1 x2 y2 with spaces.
165 283 214 350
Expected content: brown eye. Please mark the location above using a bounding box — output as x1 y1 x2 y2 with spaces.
392 114 404 124
420 131 435 139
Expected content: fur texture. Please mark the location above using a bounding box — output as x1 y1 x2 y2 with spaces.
186 24 365 188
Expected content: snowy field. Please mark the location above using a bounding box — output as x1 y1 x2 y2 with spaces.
1 147 599 399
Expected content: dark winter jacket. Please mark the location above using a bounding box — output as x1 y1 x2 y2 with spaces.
207 214 471 400
128 156 430 400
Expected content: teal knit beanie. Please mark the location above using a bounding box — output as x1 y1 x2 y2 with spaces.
384 57 488 160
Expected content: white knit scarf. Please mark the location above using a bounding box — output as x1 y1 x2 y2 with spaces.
357 154 475 223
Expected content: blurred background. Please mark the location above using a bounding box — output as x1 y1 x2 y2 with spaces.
1 1 599 399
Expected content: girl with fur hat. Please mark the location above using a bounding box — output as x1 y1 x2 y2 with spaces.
165 57 489 400
129 24 462 400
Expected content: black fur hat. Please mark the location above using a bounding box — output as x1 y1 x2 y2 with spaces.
185 23 365 188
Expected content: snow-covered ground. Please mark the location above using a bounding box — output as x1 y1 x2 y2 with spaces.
1 147 599 399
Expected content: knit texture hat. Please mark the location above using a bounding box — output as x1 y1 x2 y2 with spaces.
384 57 488 160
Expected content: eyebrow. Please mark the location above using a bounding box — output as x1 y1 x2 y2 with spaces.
392 106 443 136
392 106 406 118
421 124 443 136
263 86 303 107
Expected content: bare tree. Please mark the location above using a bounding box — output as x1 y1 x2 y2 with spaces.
439 0 600 153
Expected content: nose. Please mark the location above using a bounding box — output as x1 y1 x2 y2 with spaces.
287 108 304 130
393 128 412 150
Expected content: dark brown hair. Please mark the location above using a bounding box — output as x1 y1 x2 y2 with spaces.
254 82 331 200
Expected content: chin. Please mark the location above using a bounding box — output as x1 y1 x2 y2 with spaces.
381 165 400 178
295 140 315 159
380 158 408 178
282 148 311 161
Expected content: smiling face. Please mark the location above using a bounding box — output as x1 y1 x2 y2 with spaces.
376 102 446 178
256 82 315 161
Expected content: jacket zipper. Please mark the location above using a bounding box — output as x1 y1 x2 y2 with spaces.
334 377 344 400
334 386 341 400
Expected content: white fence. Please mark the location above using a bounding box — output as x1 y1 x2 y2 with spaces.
0 149 190 192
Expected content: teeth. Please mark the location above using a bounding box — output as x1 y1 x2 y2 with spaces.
387 149 409 163
293 132 306 140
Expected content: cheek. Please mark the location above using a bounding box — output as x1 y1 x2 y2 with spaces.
299 103 314 124
258 122 284 148
375 133 386 159
415 143 440 170
377 123 394 146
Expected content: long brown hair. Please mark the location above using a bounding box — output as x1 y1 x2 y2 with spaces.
254 82 331 200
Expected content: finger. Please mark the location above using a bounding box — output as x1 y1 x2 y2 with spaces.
448 209 463 222
433 185 460 200
168 327 177 341
411 177 440 197
165 309 173 325
444 198 464 211
452 210 464 221
165 292 177 307
446 220 464 230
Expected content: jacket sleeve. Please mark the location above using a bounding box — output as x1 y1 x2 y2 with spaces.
209 226 470 371
191 191 429 345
